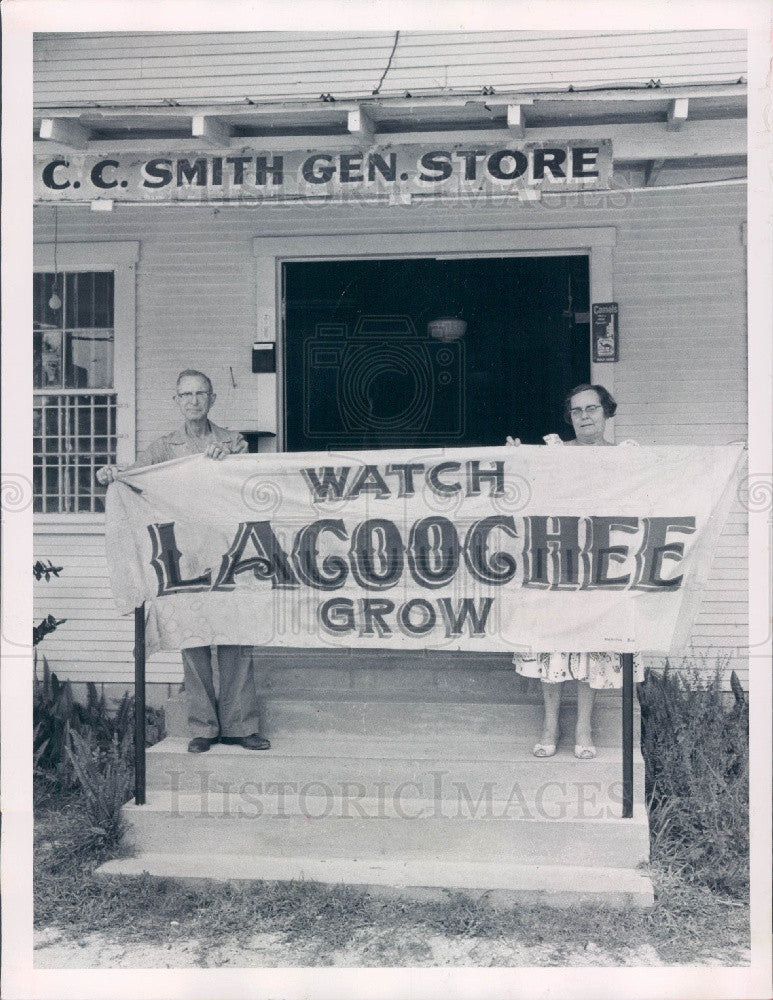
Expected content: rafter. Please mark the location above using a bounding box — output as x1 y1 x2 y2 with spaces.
347 107 375 144
667 98 689 130
644 159 665 186
191 115 231 149
39 117 90 150
506 104 526 139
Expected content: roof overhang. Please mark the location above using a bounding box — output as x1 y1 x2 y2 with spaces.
33 85 747 191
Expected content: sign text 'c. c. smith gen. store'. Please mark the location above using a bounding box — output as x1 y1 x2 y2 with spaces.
31 31 749 699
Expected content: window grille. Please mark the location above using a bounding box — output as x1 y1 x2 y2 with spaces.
33 271 116 513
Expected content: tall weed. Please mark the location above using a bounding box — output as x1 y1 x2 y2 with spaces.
33 656 78 788
34 654 164 787
638 663 749 896
66 728 133 845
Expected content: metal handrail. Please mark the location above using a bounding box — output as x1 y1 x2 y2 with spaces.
134 603 146 805
621 652 634 818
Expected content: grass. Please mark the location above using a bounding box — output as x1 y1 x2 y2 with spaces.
34 790 749 966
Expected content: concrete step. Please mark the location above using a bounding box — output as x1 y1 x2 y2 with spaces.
165 694 639 744
146 735 645 801
248 651 536 701
97 853 654 908
122 789 650 869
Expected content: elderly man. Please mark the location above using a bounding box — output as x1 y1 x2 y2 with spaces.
97 369 270 755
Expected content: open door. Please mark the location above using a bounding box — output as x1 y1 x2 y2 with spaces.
284 255 590 450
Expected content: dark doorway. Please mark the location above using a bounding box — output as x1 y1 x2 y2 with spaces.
283 255 590 451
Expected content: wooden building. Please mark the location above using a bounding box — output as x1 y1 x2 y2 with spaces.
33 30 748 695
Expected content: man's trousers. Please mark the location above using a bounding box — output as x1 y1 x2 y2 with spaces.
181 645 261 739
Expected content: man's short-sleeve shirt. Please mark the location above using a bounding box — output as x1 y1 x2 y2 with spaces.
133 422 248 467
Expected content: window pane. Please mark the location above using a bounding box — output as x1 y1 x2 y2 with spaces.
65 272 114 328
35 331 63 389
65 328 114 389
33 273 44 326
33 331 43 389
43 400 58 434
34 273 64 330
94 272 114 327
34 268 117 514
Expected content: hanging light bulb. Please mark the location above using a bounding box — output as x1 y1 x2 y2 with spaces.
48 207 62 310
48 280 62 312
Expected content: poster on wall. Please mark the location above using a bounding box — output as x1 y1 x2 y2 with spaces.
592 302 620 362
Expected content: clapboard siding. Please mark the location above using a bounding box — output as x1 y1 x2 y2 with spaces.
33 30 746 106
33 181 748 685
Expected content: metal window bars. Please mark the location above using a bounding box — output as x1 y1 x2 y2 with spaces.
33 392 117 513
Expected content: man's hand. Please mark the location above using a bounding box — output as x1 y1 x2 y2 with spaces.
205 442 230 460
96 465 122 485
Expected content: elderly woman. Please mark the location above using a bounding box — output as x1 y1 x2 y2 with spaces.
509 383 644 759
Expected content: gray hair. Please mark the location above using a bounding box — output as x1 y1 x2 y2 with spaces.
176 370 213 394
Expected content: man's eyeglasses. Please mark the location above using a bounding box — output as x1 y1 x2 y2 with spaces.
177 391 211 402
570 404 602 418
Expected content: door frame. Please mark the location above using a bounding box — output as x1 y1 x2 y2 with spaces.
253 226 616 451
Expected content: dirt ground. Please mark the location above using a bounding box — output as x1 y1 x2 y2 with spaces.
34 925 750 969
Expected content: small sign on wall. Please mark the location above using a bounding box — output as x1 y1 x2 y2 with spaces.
252 342 276 373
592 302 619 362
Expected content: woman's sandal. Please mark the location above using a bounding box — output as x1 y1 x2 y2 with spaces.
532 742 557 758
574 744 597 759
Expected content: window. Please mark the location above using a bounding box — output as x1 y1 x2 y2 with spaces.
33 271 117 513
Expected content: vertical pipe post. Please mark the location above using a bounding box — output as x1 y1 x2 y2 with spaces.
621 652 634 818
134 603 146 806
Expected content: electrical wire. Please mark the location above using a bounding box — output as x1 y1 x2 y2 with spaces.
372 32 400 97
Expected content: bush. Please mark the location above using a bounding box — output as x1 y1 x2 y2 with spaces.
34 654 165 802
34 656 79 789
638 663 749 896
66 728 133 845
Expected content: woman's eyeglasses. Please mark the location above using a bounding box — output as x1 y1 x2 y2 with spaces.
570 404 602 418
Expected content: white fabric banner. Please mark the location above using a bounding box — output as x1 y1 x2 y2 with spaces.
104 444 744 657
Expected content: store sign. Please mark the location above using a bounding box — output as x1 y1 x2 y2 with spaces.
34 141 613 203
104 442 742 656
592 302 620 362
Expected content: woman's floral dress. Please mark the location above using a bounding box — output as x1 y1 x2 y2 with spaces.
512 436 645 690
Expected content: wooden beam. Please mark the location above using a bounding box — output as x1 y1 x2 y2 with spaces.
32 119 747 163
191 115 231 148
39 117 90 150
667 98 689 131
33 85 747 121
644 159 665 186
347 107 375 144
506 104 526 139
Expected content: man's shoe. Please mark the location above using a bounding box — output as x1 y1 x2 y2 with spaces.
187 736 214 753
220 734 271 750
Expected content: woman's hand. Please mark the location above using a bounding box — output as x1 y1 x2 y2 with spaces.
505 436 522 447
96 465 123 485
205 442 230 460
